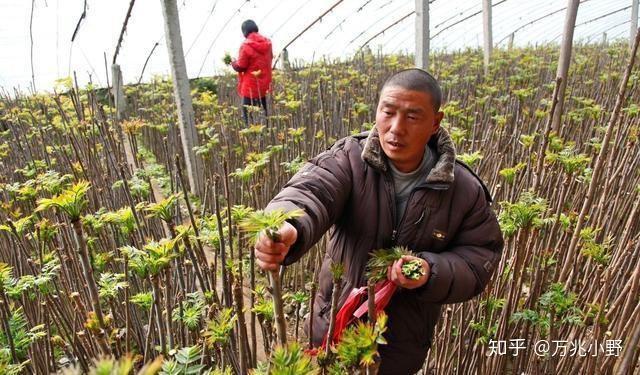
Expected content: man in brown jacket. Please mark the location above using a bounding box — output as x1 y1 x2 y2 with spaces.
254 69 504 374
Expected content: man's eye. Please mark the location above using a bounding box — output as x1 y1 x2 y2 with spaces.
383 111 393 116
408 116 418 120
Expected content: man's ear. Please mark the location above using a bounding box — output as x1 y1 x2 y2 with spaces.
434 111 444 129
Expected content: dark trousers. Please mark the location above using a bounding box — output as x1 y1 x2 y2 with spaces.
241 96 268 126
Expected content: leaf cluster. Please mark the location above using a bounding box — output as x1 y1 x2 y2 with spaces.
366 246 421 283
253 342 318 375
498 190 549 237
35 180 91 221
239 208 304 241
160 346 205 375
204 308 236 347
330 312 388 371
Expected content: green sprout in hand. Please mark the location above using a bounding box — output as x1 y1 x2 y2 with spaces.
366 246 425 282
401 260 426 280
223 52 232 66
239 208 304 241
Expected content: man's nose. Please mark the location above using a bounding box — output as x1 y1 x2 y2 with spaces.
389 115 406 135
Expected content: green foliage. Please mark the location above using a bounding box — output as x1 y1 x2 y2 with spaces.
366 246 423 283
222 53 232 66
239 208 304 241
519 132 537 148
252 284 275 322
498 190 550 237
469 319 499 345
5 259 60 300
160 346 205 375
0 307 46 363
281 155 306 174
547 132 565 152
331 312 388 371
401 260 427 280
288 127 306 142
0 362 25 375
145 193 181 223
457 151 483 168
448 126 467 145
513 87 535 101
469 297 506 344
112 174 151 200
204 308 236 347
101 207 137 236
198 215 227 249
511 283 583 336
173 224 195 244
239 124 266 137
254 342 318 375
230 205 254 223
130 292 154 311
546 146 591 175
34 170 73 195
230 152 271 182
173 292 206 331
98 273 128 300
579 227 612 266
499 162 526 185
285 291 307 305
121 239 177 278
87 355 134 375
330 262 344 280
82 208 108 232
583 302 609 325
352 102 370 116
0 216 34 238
36 180 91 221
0 263 13 289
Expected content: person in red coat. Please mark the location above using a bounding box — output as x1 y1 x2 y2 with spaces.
231 20 273 126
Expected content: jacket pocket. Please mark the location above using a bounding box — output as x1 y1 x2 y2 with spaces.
319 301 331 318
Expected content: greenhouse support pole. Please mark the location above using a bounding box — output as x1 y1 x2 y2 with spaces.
415 0 429 70
111 64 127 122
112 64 138 172
632 0 639 49
160 0 203 195
483 0 493 76
551 0 580 133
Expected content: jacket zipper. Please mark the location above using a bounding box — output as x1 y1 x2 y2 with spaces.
319 303 331 317
389 172 421 245
391 189 419 244
387 173 446 245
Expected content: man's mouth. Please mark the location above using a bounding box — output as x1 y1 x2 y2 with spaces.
386 140 404 149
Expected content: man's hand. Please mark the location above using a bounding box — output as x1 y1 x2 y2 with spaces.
387 255 430 289
254 222 297 271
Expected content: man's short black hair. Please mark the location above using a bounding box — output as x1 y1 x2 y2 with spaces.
381 68 442 112
241 20 259 38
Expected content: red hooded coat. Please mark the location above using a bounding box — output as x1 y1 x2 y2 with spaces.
231 32 273 98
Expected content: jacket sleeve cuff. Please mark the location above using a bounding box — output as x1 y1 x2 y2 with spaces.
414 251 453 303
231 60 247 72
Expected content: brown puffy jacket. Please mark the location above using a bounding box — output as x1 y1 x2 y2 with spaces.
266 127 504 374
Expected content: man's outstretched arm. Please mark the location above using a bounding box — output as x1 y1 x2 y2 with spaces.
255 139 355 269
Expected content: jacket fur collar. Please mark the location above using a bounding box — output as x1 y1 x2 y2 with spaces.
361 126 456 185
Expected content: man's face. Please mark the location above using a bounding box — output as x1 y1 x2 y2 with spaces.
375 86 444 173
